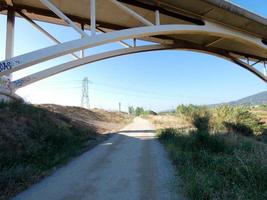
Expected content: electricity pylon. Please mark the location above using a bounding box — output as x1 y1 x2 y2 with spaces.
81 77 90 109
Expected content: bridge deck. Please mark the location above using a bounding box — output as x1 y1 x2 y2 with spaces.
0 0 267 61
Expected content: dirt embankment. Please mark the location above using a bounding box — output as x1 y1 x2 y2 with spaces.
0 102 132 200
39 104 133 133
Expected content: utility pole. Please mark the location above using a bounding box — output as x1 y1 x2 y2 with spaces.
119 102 121 112
81 77 90 109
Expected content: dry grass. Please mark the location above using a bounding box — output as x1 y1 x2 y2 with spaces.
39 104 132 133
251 108 267 124
91 108 132 125
145 114 193 130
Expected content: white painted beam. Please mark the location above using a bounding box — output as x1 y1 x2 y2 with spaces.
10 42 267 90
1 22 267 81
40 0 88 37
205 38 224 47
11 45 167 90
18 11 80 60
229 53 267 82
96 27 131 48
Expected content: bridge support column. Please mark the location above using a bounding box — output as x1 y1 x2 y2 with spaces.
90 0 96 36
5 7 15 63
264 62 267 76
155 10 160 25
0 6 18 102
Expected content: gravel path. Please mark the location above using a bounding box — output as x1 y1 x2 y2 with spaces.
12 117 184 200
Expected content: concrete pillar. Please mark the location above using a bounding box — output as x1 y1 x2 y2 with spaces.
5 7 15 81
0 7 15 101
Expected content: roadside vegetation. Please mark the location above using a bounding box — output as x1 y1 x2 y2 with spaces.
128 106 154 116
145 113 192 130
157 104 267 200
0 101 131 200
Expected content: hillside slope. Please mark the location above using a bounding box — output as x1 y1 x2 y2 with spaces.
0 102 132 200
230 91 267 105
40 104 132 133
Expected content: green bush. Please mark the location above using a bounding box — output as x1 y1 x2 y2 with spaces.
211 105 264 135
192 109 210 132
135 107 145 116
177 104 264 136
163 104 267 199
210 105 234 132
176 104 201 119
128 106 135 115
176 105 210 132
128 106 149 116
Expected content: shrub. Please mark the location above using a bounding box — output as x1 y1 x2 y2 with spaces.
176 104 200 119
128 106 149 116
210 105 234 132
177 104 264 136
158 128 176 141
211 105 264 135
192 109 210 132
135 107 145 116
128 106 135 115
176 105 210 132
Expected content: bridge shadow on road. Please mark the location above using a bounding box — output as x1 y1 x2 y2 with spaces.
117 129 156 133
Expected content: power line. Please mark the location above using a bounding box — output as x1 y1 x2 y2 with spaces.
90 83 223 102
24 79 225 102
45 80 238 101
91 87 180 100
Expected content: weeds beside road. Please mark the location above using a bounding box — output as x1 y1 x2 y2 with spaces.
159 129 267 200
155 104 267 200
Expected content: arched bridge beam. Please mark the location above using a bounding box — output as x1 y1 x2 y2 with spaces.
1 21 267 80
10 45 169 90
11 40 266 91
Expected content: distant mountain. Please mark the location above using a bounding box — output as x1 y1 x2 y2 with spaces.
230 91 267 105
161 91 267 112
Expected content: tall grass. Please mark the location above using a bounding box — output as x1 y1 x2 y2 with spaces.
211 105 264 135
159 104 267 199
176 104 265 136
159 129 267 200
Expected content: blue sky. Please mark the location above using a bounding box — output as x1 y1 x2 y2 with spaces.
0 0 267 111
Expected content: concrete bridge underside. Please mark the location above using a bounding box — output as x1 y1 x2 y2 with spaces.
0 0 267 100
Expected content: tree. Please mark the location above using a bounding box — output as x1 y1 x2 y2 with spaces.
128 106 135 115
135 107 145 116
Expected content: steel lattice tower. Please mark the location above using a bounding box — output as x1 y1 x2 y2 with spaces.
81 77 90 109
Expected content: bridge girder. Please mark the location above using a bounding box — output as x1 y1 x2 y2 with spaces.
0 0 267 99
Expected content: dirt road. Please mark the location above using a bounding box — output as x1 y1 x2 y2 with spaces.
12 118 184 200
